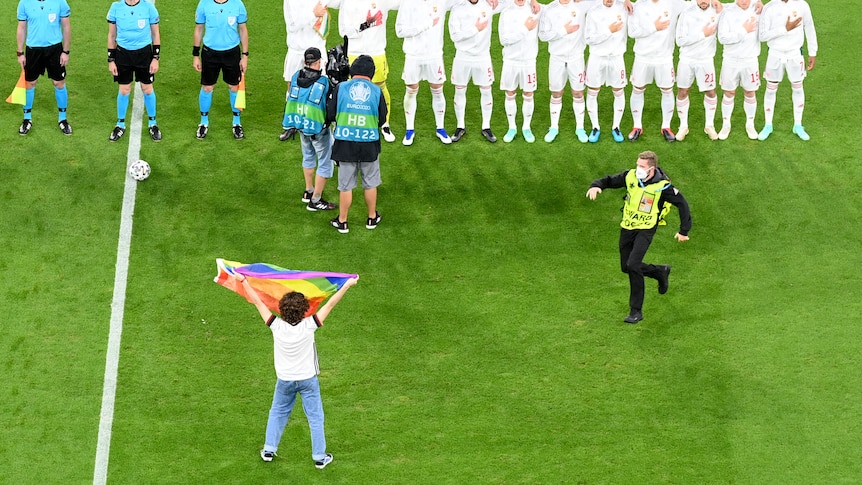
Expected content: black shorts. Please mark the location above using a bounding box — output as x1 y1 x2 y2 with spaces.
24 43 66 83
200 45 241 86
114 45 155 85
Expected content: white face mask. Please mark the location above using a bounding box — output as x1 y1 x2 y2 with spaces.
635 167 649 181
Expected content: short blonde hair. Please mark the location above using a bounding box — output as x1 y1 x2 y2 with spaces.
638 151 658 167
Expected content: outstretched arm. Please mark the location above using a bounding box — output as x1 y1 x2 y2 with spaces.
232 273 272 322
317 277 359 324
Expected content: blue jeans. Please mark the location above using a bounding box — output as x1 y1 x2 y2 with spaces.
263 375 327 460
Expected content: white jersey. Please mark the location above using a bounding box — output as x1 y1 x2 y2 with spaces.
758 0 817 57
284 0 328 54
268 315 321 382
675 2 718 62
449 0 506 61
538 0 596 60
498 2 542 63
331 0 401 56
396 0 458 60
584 0 628 57
717 2 761 62
628 0 687 62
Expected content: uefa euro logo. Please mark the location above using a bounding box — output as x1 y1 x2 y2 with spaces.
349 82 372 103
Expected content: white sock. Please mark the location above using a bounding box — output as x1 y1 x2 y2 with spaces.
573 96 585 130
505 94 517 129
704 94 717 127
404 87 418 131
480 86 493 130
660 88 675 129
454 86 467 128
431 86 446 129
587 89 599 129
743 94 757 126
791 82 805 126
721 94 735 127
677 95 690 129
763 82 778 126
630 87 645 128
612 89 625 129
549 95 562 129
522 95 534 130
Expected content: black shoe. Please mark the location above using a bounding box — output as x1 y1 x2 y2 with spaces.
279 127 297 141
196 124 208 139
307 198 337 211
366 211 381 229
451 127 466 142
149 124 162 141
627 127 642 142
658 265 671 295
661 128 676 142
330 217 349 234
624 311 643 324
19 119 32 135
481 128 496 143
314 453 333 469
233 124 245 139
302 189 313 203
109 126 125 142
58 119 72 135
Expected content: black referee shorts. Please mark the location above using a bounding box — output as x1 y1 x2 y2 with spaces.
114 45 155 85
200 45 241 87
24 43 66 83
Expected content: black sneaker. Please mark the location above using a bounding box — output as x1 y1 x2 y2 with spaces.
481 128 496 143
302 190 313 203
657 265 671 295
109 126 125 142
314 453 333 469
307 198 337 211
19 119 32 135
628 127 642 142
233 124 245 140
279 127 297 141
260 450 275 462
661 127 676 142
451 127 466 142
366 211 381 229
58 119 72 135
624 311 643 324
149 124 162 141
196 124 208 139
330 217 349 234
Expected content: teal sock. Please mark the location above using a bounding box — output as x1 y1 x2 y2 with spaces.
55 86 68 121
143 91 157 126
199 88 212 125
24 88 35 119
117 92 130 128
229 90 240 125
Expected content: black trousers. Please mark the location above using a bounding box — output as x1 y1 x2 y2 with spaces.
619 227 663 312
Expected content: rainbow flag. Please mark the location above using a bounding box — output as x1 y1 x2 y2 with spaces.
214 259 357 317
235 74 246 111
6 70 26 105
314 11 330 39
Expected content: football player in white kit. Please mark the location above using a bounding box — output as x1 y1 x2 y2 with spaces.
331 0 402 142
756 0 817 141
280 0 331 141
395 0 460 146
448 0 507 143
498 0 543 143
583 0 630 143
674 0 721 141
716 0 761 140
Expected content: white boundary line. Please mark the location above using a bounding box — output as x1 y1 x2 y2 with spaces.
93 82 144 485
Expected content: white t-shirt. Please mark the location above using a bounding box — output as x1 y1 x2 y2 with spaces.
267 314 322 381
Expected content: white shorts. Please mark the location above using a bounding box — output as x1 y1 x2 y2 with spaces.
676 58 716 92
630 58 675 88
284 49 328 82
548 56 586 92
719 59 760 92
451 57 495 87
763 51 807 84
500 61 537 92
402 57 446 85
585 55 627 89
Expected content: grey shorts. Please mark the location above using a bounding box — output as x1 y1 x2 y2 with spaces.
336 158 381 191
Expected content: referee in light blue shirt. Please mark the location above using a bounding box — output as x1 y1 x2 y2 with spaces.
192 0 249 140
16 0 72 136
107 0 162 142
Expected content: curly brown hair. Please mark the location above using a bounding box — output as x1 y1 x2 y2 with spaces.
278 292 310 324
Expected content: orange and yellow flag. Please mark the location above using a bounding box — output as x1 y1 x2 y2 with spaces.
235 73 246 111
6 70 26 105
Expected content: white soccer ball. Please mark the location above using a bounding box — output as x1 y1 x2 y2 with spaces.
129 160 151 181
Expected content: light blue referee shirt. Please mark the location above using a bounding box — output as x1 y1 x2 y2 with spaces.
17 0 71 48
195 0 248 51
107 1 160 51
